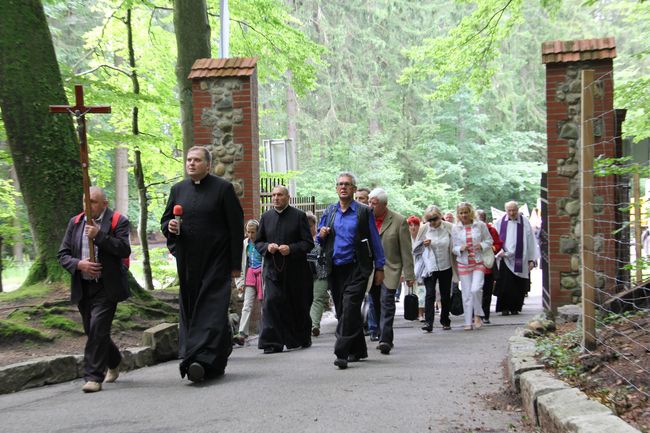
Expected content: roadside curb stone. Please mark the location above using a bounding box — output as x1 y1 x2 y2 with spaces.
142 322 179 362
519 369 571 425
509 331 641 432
506 336 543 391
0 323 179 395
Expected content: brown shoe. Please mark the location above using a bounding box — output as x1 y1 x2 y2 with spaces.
82 381 102 393
104 368 119 383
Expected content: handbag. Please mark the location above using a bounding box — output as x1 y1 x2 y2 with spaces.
450 285 464 316
482 246 495 269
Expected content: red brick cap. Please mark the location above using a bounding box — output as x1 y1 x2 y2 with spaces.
188 57 258 79
541 37 616 64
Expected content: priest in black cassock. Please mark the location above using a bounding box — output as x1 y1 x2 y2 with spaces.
255 185 314 353
161 146 244 382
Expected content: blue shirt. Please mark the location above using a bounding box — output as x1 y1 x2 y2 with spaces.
247 240 262 269
317 201 385 268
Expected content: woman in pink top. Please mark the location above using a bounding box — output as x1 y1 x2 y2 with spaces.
451 202 493 331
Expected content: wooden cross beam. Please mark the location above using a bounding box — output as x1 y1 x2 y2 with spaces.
50 85 111 262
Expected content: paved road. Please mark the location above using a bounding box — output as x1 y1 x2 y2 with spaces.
0 273 542 433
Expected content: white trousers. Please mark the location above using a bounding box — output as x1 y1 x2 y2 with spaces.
459 270 485 326
238 286 257 336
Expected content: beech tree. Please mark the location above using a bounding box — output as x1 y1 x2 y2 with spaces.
0 0 82 284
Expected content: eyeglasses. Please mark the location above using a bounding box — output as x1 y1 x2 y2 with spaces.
426 216 440 223
336 182 354 187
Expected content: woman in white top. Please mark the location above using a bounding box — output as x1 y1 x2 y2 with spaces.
413 205 457 332
451 202 493 331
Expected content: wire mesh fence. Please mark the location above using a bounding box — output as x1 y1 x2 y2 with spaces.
578 69 650 400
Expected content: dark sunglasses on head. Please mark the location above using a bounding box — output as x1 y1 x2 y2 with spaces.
427 216 440 223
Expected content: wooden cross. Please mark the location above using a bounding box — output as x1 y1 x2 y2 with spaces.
50 85 111 262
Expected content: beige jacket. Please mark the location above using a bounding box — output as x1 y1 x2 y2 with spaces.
377 209 415 290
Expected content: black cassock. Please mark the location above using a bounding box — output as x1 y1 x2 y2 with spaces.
255 206 314 351
161 174 243 377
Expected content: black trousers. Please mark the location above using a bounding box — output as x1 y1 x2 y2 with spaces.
368 282 396 345
423 268 453 327
78 280 121 382
495 265 529 313
329 263 370 359
482 272 495 320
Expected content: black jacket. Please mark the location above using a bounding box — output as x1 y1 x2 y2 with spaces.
57 208 131 303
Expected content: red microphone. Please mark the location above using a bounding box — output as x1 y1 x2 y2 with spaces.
173 205 183 233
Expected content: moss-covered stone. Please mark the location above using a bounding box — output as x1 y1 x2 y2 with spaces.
0 321 53 344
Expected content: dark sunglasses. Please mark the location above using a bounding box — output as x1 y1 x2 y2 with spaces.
427 216 440 223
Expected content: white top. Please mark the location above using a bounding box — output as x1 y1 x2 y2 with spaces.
501 215 538 279
423 225 452 273
451 220 493 265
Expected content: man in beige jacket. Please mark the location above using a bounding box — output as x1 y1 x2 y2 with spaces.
368 188 415 354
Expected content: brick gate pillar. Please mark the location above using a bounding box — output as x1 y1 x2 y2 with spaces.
542 38 619 311
188 57 260 223
189 58 261 334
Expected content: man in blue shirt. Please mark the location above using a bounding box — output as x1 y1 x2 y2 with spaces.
317 172 385 369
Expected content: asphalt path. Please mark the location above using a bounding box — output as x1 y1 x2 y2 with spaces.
0 272 542 433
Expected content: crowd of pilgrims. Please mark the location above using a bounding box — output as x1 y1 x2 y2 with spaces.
233 177 540 367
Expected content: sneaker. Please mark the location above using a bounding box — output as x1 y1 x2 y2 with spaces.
311 327 320 337
82 381 102 393
104 368 119 383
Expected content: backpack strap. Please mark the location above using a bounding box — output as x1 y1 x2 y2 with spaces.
73 212 85 224
111 211 121 232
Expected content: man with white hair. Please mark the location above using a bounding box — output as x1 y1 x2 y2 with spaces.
495 201 538 315
368 188 415 355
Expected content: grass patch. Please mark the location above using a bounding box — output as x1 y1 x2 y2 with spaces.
0 320 53 345
0 283 54 302
41 315 83 335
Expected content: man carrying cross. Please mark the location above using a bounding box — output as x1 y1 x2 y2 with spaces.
58 187 131 393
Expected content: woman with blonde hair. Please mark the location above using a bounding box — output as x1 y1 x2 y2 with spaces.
451 202 493 330
234 219 263 345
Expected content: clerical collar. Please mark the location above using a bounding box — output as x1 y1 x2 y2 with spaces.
274 204 289 214
192 174 209 184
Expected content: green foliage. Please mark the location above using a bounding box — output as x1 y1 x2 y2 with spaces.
537 328 583 379
400 0 524 100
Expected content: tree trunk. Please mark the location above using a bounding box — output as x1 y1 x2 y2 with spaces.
125 9 153 291
114 146 129 214
134 150 154 291
0 234 4 292
173 0 211 157
0 0 82 284
9 166 24 263
287 71 298 194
